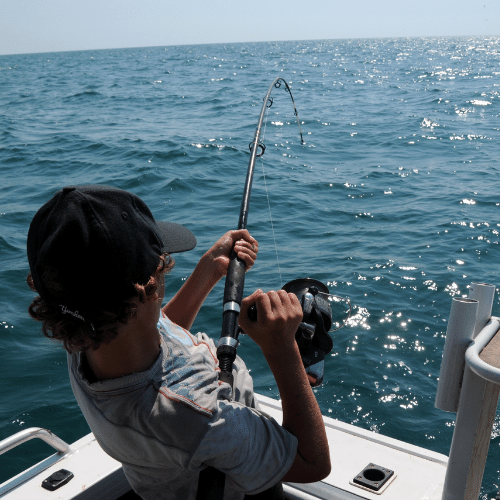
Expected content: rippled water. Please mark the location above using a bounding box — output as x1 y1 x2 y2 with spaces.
1 36 500 497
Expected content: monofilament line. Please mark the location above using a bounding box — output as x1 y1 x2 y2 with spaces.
260 106 283 289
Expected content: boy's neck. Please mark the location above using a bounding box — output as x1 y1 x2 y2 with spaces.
85 300 161 381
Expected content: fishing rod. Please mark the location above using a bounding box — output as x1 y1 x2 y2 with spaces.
197 77 304 500
216 77 304 390
197 77 350 500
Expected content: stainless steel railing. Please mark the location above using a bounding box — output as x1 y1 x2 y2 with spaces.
0 427 70 456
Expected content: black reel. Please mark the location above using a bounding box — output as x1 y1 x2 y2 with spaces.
282 278 333 387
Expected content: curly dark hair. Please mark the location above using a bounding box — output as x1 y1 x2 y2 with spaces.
27 254 174 353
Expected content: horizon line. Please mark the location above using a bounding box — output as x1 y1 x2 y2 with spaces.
1 33 498 58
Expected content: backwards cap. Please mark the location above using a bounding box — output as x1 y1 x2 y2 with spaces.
27 185 196 316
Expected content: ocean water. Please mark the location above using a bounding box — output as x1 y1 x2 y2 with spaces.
1 37 500 497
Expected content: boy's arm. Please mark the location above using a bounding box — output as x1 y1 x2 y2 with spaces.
240 289 331 483
162 229 258 330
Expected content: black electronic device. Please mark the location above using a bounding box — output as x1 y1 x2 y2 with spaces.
41 469 74 491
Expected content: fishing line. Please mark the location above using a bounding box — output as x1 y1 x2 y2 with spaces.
259 98 284 288
257 78 307 289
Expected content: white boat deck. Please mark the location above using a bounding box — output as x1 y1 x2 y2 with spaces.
0 393 448 500
0 431 129 500
261 394 447 500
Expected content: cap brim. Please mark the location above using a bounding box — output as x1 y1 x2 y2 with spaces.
156 221 197 254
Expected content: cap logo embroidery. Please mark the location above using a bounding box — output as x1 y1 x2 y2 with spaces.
60 305 85 322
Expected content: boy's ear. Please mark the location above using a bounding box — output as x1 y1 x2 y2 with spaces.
134 274 161 303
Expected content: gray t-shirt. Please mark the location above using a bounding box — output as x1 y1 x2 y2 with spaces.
68 314 297 499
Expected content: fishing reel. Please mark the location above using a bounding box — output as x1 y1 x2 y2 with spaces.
242 278 349 387
282 278 335 387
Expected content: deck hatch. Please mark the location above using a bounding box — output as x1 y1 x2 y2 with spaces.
352 463 395 493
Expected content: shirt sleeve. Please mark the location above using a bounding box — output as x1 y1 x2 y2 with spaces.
188 400 298 495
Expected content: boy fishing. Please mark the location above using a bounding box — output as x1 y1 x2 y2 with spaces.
27 184 330 499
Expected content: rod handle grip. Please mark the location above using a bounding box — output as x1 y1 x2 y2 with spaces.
223 252 246 305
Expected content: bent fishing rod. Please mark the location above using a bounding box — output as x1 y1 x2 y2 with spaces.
198 77 350 500
196 76 304 500
216 77 304 390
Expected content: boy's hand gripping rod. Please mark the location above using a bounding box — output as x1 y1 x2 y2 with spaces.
216 77 304 393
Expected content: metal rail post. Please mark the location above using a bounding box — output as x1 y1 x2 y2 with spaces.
441 283 498 500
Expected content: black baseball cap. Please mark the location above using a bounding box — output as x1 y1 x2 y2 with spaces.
27 185 196 316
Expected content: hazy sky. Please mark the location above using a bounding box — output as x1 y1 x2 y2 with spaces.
0 0 499 56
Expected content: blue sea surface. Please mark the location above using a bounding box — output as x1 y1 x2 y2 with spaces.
1 37 500 497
